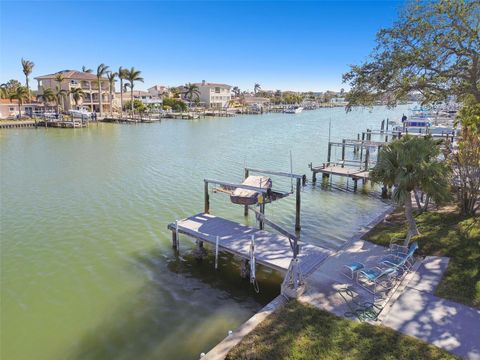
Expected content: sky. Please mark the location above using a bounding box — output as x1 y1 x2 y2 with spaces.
0 1 402 92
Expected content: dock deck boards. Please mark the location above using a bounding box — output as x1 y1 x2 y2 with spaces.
312 165 370 180
168 213 332 275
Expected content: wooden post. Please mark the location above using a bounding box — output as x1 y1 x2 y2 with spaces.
244 168 249 216
341 139 346 167
172 230 177 249
367 128 372 141
365 147 370 170
327 142 332 165
381 119 385 132
360 132 365 161
295 178 301 231
353 179 358 191
312 170 317 183
376 145 381 164
259 202 265 230
204 180 210 214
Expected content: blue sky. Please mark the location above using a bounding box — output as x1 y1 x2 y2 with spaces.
0 1 402 92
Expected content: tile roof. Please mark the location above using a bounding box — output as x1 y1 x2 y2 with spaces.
34 70 107 81
193 82 231 88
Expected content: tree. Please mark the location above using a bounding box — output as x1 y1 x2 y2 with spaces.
9 86 29 118
124 67 144 113
452 98 480 215
54 86 67 114
232 86 241 97
107 71 117 116
1 79 21 98
183 83 200 105
69 87 85 108
343 0 480 111
123 99 145 113
37 88 55 126
96 64 109 117
37 88 55 112
118 67 128 117
21 58 34 100
82 66 93 73
162 97 187 112
370 136 451 245
254 83 261 94
54 73 65 111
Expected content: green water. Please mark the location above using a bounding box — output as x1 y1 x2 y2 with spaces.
1 106 407 360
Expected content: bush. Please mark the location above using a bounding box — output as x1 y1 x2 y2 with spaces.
162 98 187 112
123 99 146 113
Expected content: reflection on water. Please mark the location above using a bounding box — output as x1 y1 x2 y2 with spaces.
1 106 407 360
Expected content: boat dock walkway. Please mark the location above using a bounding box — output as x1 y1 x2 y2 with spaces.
311 165 370 181
167 213 332 275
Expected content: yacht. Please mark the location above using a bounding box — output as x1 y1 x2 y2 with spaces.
284 106 303 114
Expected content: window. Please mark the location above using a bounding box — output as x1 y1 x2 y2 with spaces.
215 87 220 93
9 107 14 111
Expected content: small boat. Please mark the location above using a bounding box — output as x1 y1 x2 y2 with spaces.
284 106 303 114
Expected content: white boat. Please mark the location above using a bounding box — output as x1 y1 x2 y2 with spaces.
69 109 91 118
284 106 303 114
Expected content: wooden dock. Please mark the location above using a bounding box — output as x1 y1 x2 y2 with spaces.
311 165 370 180
167 213 332 276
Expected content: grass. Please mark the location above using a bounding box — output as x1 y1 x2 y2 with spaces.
365 206 480 308
226 300 458 360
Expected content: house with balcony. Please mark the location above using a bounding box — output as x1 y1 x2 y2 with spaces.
35 70 112 113
195 81 232 108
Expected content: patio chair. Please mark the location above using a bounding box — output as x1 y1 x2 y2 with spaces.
338 288 382 322
357 266 397 296
388 237 408 254
381 242 418 272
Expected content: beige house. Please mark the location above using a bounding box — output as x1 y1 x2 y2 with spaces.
113 90 162 109
0 99 45 119
35 70 112 112
195 81 232 108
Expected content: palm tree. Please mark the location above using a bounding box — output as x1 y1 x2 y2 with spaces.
107 71 117 116
9 86 29 119
82 66 93 73
69 87 85 108
96 64 109 117
54 73 65 111
37 88 55 125
0 83 7 99
370 136 451 245
183 83 200 105
254 83 261 94
124 67 144 113
118 67 128 117
21 58 34 101
232 86 241 97
54 86 68 114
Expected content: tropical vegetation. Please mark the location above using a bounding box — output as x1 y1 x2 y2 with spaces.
107 71 117 116
183 83 200 104
123 99 145 113
69 87 85 108
162 97 187 112
9 86 29 118
96 63 109 117
21 58 34 100
124 67 144 113
370 136 451 245
343 0 480 110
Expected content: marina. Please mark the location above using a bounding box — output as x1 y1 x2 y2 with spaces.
0 106 435 359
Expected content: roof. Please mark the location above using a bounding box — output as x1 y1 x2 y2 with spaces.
194 82 231 89
0 99 41 105
34 70 107 81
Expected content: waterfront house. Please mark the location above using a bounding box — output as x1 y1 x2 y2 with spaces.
0 99 45 119
114 90 162 108
147 85 169 97
35 70 111 113
195 81 232 109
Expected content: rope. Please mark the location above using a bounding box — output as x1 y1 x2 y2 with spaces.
250 235 260 293
215 235 219 270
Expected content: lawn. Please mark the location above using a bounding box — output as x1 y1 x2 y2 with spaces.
226 300 457 360
365 207 480 308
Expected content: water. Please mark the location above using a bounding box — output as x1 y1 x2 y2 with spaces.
1 106 407 360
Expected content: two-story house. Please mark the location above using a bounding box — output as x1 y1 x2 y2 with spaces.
195 81 232 109
35 70 111 113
